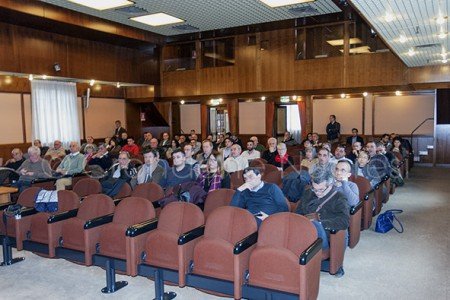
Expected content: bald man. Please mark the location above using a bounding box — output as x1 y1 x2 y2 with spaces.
55 141 86 190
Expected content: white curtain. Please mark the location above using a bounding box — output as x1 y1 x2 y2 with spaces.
31 80 80 148
286 104 301 143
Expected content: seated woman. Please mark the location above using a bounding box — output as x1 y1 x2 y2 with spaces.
137 148 164 186
83 144 96 163
165 139 180 159
391 137 407 159
197 153 227 192
301 148 318 170
108 138 121 160
271 143 294 171
101 151 137 197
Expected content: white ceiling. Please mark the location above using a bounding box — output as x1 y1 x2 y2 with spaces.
349 0 450 67
40 0 341 36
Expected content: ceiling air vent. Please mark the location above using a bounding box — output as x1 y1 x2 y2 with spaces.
288 5 318 17
115 6 147 16
172 24 200 31
415 43 440 49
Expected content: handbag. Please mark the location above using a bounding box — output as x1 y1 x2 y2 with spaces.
375 209 404 233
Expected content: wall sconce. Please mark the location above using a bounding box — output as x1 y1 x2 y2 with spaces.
53 63 61 72
260 40 269 51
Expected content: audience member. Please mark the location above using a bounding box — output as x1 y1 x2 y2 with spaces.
282 131 298 146
330 144 353 164
230 167 288 226
101 151 137 197
113 120 127 140
223 144 249 173
159 132 171 149
354 151 378 187
295 168 349 256
89 143 113 171
121 137 140 157
309 148 336 175
346 128 364 146
215 133 225 150
311 132 321 148
347 141 362 164
165 139 180 159
137 148 164 185
184 144 200 177
391 137 407 159
326 114 341 143
241 140 261 163
366 141 391 180
250 136 266 153
301 148 318 170
141 132 153 149
334 160 359 207
380 134 392 150
80 136 97 153
221 138 233 161
196 153 224 193
272 143 294 171
45 140 66 160
119 132 128 147
83 144 96 163
261 137 278 164
197 140 214 172
4 148 26 182
161 148 196 188
190 134 202 154
178 135 186 146
55 142 86 190
108 138 122 159
15 146 52 192
33 139 49 158
302 140 317 157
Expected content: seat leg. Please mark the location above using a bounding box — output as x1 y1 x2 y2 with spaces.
153 269 177 300
1 236 25 266
101 259 128 293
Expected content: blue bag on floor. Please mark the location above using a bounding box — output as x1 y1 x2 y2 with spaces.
375 209 404 233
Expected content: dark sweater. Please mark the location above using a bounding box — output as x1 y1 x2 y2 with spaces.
262 149 278 165
231 182 289 225
295 187 349 231
163 164 196 188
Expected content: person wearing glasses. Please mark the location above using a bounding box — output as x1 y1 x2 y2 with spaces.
101 151 137 197
295 168 349 260
230 167 289 226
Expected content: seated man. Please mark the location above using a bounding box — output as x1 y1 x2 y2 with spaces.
184 144 200 177
346 128 364 146
309 148 336 175
159 132 171 149
220 138 234 161
45 140 66 160
55 142 86 190
196 140 214 173
190 134 202 154
80 136 97 153
89 143 113 170
230 167 288 226
141 132 153 149
223 144 249 173
15 146 52 192
162 149 196 189
366 141 391 182
137 148 164 186
101 151 137 197
347 141 362 164
282 131 298 146
334 160 359 207
250 136 266 153
4 148 26 183
33 139 49 158
121 136 140 157
295 168 349 259
119 132 128 147
240 140 261 163
330 144 353 165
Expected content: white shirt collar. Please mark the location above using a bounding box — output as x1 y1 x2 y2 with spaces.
250 181 264 192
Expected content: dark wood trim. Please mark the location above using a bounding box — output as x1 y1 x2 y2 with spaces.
81 98 86 141
371 95 375 136
20 93 26 143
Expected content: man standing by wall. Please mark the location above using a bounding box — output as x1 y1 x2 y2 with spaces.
326 115 341 143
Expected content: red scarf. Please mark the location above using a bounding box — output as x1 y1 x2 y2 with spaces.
275 154 289 164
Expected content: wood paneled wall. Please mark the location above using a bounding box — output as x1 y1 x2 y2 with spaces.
0 22 159 85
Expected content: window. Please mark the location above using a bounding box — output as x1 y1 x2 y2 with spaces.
276 105 301 143
163 42 196 71
201 38 235 68
209 107 229 135
296 24 344 60
348 22 389 54
31 80 80 147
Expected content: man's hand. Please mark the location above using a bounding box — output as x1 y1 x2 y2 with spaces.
20 169 28 175
237 182 252 192
255 211 269 221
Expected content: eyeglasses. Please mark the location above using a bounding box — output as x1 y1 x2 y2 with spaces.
311 185 330 194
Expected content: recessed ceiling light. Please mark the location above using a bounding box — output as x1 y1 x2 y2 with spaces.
180 100 185 105
28 74 34 81
395 91 401 96
436 14 447 25
399 35 407 43
408 48 415 56
89 79 95 86
260 0 315 8
363 92 368 97
68 0 133 11
42 74 47 80
261 96 266 101
131 13 184 26
116 82 121 88
438 30 447 39
292 95 297 100
326 37 362 46
340 93 346 99
384 12 395 23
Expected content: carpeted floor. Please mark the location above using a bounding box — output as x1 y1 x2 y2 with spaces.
1 166 449 300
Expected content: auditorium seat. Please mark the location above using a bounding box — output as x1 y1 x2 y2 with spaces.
262 169 282 186
72 177 102 198
92 197 156 293
129 202 204 294
31 178 56 190
349 175 374 230
242 213 322 300
113 183 132 199
185 206 258 299
249 158 267 167
19 190 80 257
263 163 279 174
283 164 301 177
131 182 164 215
349 201 363 249
322 229 346 276
230 170 244 190
55 194 115 265
203 188 235 219
66 173 89 190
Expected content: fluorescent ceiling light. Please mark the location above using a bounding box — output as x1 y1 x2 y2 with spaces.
339 46 371 54
326 38 362 46
68 0 133 10
260 0 316 8
131 13 184 26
